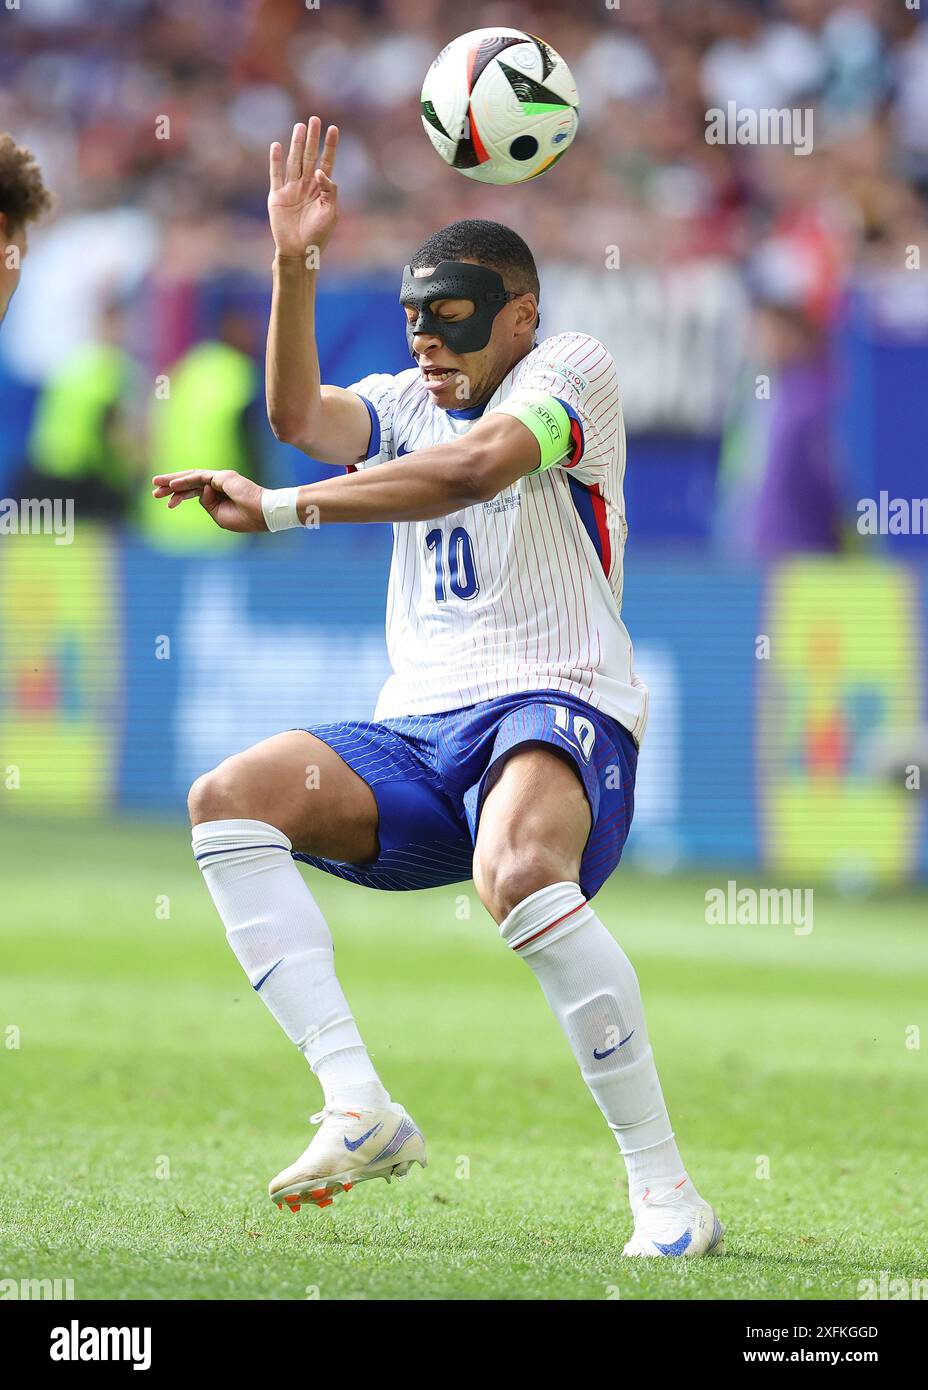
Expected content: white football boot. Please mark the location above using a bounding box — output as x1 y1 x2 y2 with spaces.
622 1178 724 1257
269 1102 426 1212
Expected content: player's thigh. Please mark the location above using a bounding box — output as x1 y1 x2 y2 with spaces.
187 730 378 863
472 746 591 922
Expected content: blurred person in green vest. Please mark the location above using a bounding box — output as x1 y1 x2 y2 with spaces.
23 298 140 522
141 308 265 553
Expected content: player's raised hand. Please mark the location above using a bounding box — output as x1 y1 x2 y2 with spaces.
268 116 339 261
151 470 267 532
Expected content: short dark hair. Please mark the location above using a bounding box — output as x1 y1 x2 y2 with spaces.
0 135 52 232
410 218 540 308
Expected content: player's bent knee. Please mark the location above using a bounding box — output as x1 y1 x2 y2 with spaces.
187 760 257 827
475 844 578 924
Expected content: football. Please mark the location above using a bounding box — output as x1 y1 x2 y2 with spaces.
420 27 579 185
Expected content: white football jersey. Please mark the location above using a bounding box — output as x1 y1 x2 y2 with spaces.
347 332 648 742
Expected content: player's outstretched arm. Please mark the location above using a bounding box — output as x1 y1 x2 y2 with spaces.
289 411 543 522
266 117 372 467
151 411 543 531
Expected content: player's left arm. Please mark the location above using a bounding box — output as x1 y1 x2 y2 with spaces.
151 405 557 530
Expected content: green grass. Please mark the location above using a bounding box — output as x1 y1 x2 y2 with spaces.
1 813 926 1300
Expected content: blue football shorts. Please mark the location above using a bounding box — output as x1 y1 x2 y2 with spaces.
293 689 637 900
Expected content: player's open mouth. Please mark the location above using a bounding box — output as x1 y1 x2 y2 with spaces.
420 365 459 393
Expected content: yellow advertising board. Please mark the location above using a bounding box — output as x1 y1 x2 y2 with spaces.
0 528 119 811
759 559 922 883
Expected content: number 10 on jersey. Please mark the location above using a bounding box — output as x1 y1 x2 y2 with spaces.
425 527 480 601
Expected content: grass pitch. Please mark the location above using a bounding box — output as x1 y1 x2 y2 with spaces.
1 814 926 1301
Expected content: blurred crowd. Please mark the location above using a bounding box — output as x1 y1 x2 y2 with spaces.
1 0 926 551
4 0 924 280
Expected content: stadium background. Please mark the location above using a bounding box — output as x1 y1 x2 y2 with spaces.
1 0 927 1303
2 0 926 882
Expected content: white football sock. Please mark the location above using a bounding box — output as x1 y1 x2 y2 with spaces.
192 818 389 1111
499 881 686 1203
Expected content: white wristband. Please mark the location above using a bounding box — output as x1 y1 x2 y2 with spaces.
261 486 302 532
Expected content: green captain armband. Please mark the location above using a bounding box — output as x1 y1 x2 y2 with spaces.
490 388 574 474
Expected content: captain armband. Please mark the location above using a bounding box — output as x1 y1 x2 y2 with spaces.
489 389 576 474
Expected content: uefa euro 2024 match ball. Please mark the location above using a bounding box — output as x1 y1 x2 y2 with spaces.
420 28 579 185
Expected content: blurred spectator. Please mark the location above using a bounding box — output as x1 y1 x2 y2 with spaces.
716 235 841 558
140 306 265 552
16 298 141 522
748 295 840 557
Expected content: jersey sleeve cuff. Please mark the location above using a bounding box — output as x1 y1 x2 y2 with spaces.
553 396 585 469
355 393 382 464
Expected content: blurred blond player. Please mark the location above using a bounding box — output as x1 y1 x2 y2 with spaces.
0 135 51 326
154 118 723 1258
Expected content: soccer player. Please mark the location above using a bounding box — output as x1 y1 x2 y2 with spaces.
153 118 723 1257
0 134 51 326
